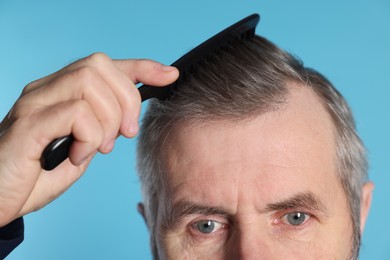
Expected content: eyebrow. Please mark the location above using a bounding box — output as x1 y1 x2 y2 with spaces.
166 200 232 229
265 191 327 214
165 192 327 228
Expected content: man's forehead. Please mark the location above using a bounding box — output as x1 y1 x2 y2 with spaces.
162 84 340 212
164 83 335 162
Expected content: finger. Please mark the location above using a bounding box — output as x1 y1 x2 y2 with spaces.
84 55 179 137
113 59 179 86
15 67 122 152
112 59 179 136
82 53 142 137
22 54 179 95
34 100 104 164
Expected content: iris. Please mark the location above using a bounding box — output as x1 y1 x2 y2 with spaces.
196 220 216 234
286 212 307 226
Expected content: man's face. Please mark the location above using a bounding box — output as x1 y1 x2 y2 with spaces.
153 86 366 259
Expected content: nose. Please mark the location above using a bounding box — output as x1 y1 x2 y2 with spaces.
225 224 275 260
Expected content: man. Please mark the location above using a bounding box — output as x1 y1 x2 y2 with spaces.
136 35 374 259
0 34 373 260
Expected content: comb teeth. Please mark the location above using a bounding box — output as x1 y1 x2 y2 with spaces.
247 28 256 39
174 24 257 93
138 14 260 102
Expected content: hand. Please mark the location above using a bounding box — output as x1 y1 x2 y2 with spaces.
0 53 179 227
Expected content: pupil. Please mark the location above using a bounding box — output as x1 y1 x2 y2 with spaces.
197 220 215 233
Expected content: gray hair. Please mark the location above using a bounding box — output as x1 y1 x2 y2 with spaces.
136 35 368 259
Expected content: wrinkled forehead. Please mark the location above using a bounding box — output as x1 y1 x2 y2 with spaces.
158 84 343 216
162 83 337 179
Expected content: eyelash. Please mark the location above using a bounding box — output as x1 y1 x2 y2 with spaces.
187 217 229 240
185 211 315 242
272 211 313 231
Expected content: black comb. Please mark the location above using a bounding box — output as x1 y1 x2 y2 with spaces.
40 14 260 171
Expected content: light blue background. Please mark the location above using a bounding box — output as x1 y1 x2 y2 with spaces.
1 0 389 259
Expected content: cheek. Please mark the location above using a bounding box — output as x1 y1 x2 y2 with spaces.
265 216 351 258
276 233 352 259
287 217 353 259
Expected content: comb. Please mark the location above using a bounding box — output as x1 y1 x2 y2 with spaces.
40 14 260 171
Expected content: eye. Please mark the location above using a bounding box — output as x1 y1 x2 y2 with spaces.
282 212 310 226
191 220 225 234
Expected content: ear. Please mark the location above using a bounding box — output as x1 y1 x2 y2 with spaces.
137 202 149 230
360 181 374 233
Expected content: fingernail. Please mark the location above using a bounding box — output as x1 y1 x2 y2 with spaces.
161 65 176 72
128 123 139 136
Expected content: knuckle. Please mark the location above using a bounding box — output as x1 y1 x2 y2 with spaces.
86 52 111 67
72 99 90 117
70 101 102 145
129 85 142 104
111 103 123 123
11 97 34 119
134 58 150 68
102 105 122 137
22 81 36 94
72 66 98 88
